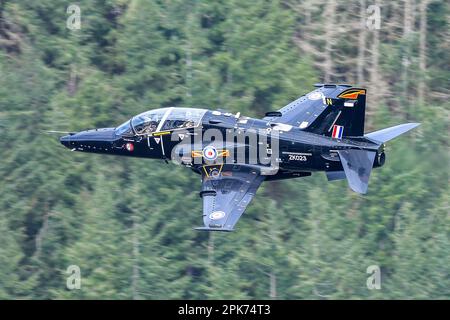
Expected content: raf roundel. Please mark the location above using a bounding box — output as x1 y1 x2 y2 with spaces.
203 146 218 161
209 211 226 220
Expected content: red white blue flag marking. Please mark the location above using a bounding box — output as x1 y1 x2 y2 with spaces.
332 125 344 139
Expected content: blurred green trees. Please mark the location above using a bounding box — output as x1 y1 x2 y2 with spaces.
0 0 448 299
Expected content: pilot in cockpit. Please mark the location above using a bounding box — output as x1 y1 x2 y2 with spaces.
142 121 158 134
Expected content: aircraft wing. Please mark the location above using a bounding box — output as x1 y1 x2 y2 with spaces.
337 149 376 194
196 165 265 232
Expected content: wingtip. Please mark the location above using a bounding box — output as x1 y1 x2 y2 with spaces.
195 227 234 232
350 186 368 195
348 182 369 194
402 122 421 132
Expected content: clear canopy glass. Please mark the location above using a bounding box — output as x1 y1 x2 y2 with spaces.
160 108 206 131
129 107 207 135
115 120 133 136
131 108 168 135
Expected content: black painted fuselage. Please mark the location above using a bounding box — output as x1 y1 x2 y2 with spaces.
59 84 419 231
60 109 382 181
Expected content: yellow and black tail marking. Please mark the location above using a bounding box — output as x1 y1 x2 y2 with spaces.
338 88 366 100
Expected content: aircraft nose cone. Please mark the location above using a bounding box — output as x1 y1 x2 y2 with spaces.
60 135 72 148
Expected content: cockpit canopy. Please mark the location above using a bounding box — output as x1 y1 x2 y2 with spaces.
115 107 207 136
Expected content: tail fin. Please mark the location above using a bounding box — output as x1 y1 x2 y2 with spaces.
365 123 420 143
337 149 376 194
303 86 367 138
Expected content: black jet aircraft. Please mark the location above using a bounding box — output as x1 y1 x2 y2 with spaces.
60 84 419 231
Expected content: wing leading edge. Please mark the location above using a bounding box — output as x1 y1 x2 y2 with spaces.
196 165 265 232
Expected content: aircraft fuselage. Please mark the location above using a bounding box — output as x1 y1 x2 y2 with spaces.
58 84 419 231
60 110 381 180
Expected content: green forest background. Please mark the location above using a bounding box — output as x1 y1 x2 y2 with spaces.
0 0 448 299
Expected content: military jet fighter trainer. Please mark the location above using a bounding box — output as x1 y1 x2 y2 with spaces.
60 84 419 231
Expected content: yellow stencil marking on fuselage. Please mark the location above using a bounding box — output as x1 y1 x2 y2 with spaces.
192 151 203 158
191 149 230 158
153 131 171 136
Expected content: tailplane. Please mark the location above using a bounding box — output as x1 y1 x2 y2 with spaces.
335 123 420 194
364 123 420 144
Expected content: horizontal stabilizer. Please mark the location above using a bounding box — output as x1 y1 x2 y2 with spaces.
337 149 376 194
326 171 346 181
365 123 420 143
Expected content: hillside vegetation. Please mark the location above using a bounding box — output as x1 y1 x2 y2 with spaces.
0 0 448 299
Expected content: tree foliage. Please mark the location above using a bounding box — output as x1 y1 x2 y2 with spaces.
0 0 448 299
